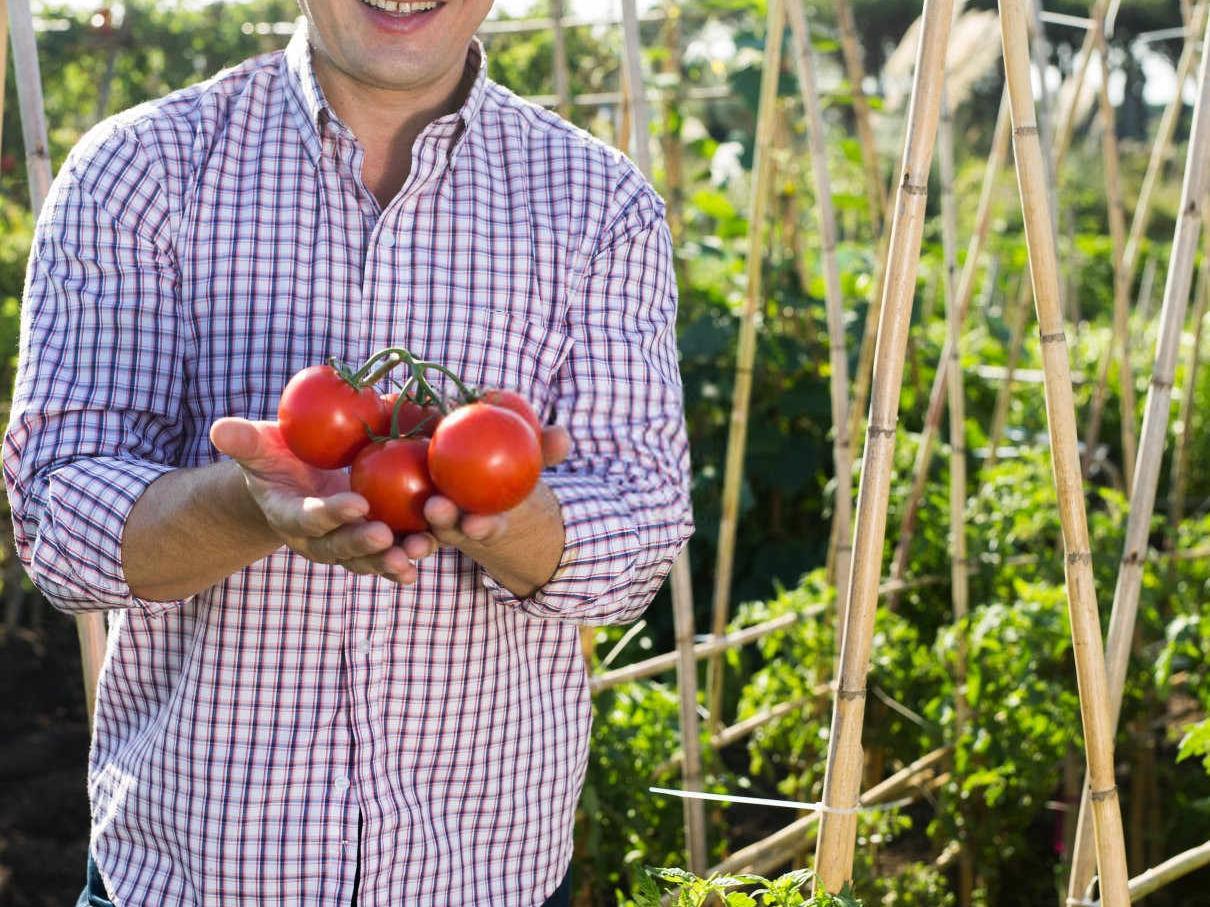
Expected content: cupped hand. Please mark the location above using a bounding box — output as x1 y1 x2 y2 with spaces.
209 417 416 584
400 424 571 560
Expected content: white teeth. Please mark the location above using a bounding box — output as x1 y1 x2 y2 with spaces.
361 0 439 13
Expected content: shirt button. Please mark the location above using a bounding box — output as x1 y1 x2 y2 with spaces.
380 232 396 248
356 638 371 656
334 775 351 792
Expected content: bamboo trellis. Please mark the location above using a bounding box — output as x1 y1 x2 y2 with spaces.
812 0 956 890
938 85 974 907
1081 22 1138 491
1066 11 1210 904
998 0 1131 902
786 0 853 628
708 0 785 733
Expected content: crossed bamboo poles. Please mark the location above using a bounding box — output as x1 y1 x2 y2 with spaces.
1066 10 1210 904
706 0 1136 897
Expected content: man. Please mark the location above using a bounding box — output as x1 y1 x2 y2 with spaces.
2 0 692 903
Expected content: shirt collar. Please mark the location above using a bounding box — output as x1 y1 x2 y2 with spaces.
283 20 489 169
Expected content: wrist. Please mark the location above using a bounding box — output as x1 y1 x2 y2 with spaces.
216 459 284 549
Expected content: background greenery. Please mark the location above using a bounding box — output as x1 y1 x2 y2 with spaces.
3 1 1210 905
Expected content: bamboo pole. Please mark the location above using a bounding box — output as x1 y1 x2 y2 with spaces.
660 3 685 253
1052 1 1108 175
985 273 1030 469
811 0 955 891
787 0 853 631
939 86 975 907
886 89 1012 601
1122 3 1209 281
10 0 108 724
1082 25 1139 489
617 6 706 866
833 0 886 233
670 551 708 874
708 0 785 732
1093 840 1210 904
551 0 571 120
593 607 823 693
998 2 1131 904
1167 231 1210 539
620 0 651 175
1137 256 1160 326
1066 17 1210 902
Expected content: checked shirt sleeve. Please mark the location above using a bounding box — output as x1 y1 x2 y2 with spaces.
2 126 193 616
482 180 694 625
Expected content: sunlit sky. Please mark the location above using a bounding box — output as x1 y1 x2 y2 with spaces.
32 0 1189 105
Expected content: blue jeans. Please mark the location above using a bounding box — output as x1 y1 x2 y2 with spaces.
77 852 573 906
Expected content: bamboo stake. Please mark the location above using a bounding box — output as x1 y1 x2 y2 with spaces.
594 608 822 693
834 0 886 233
619 6 707 865
1106 840 1210 904
812 0 955 891
670 551 708 874
998 2 1131 904
552 0 571 120
787 0 853 632
1066 17 1210 902
9 0 108 724
886 89 1012 600
985 274 1030 469
660 3 685 253
1083 25 1139 489
938 85 975 907
1167 232 1210 539
708 0 785 732
1122 3 1209 281
620 0 651 176
1137 257 1160 326
1052 0 1108 175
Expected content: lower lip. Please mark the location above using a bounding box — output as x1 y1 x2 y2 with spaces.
356 0 443 35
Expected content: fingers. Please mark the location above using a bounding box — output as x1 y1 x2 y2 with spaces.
401 532 441 560
341 547 418 585
540 425 571 468
210 417 275 464
422 496 509 546
303 520 395 563
289 493 370 538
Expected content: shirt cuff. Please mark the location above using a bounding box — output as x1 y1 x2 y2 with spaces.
479 471 642 622
30 456 193 616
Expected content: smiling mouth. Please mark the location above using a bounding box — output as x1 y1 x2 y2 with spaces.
358 0 442 15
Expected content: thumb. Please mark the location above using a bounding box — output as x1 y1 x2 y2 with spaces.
210 417 276 464
541 425 571 468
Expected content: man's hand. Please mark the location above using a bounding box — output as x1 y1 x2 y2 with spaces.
210 417 417 584
394 426 570 597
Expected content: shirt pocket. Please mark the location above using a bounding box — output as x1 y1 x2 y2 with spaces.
422 307 574 423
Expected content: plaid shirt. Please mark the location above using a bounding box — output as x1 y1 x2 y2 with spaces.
4 26 691 906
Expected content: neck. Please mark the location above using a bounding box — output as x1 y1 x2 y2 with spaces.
312 47 474 206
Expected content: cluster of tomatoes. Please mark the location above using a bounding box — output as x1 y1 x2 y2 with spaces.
277 348 544 533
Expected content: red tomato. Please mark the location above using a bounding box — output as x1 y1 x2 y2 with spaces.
427 403 542 514
278 365 388 469
480 388 542 440
380 392 444 438
350 438 435 533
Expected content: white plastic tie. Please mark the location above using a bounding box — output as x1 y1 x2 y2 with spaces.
648 786 912 816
